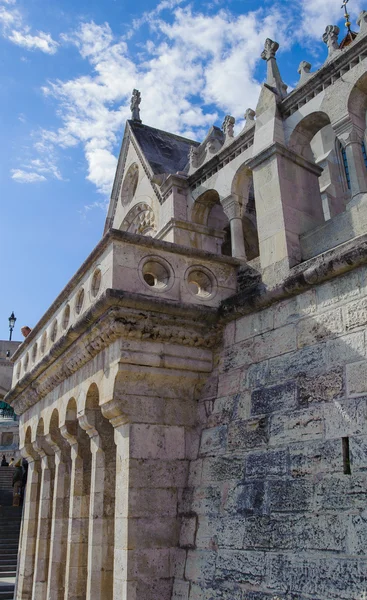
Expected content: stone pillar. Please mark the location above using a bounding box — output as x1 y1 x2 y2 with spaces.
31 440 55 600
261 38 287 98
221 195 247 260
16 447 41 600
79 411 115 600
336 126 367 203
61 423 91 600
101 359 207 600
45 432 71 600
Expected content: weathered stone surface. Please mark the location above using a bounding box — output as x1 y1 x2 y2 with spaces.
251 381 297 415
289 439 341 477
267 344 326 384
199 425 228 456
224 481 267 516
215 549 265 585
297 368 343 404
267 479 313 512
228 417 268 450
297 307 344 347
270 406 323 444
201 456 244 483
346 360 367 395
246 449 288 478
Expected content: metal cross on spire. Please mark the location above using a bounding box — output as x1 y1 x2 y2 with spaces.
341 0 352 33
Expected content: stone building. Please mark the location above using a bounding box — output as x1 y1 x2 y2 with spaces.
5 13 367 600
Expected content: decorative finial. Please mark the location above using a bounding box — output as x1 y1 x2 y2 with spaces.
341 0 352 33
297 61 312 86
188 146 198 171
261 39 287 99
130 89 142 123
243 109 255 130
222 115 235 142
357 10 367 34
322 25 340 56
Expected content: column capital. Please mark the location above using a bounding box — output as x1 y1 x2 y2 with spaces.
101 399 126 428
60 423 78 447
78 412 99 439
334 122 365 146
221 195 242 220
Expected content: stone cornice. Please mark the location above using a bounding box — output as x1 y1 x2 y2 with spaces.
220 231 367 321
5 288 221 416
247 142 323 176
10 229 241 362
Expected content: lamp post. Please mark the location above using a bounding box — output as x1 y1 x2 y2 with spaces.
8 312 16 341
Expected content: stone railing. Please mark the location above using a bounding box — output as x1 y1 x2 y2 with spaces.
10 229 240 389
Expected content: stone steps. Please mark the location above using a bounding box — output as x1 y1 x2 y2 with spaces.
0 507 22 600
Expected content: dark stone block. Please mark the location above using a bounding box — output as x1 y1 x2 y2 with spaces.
246 450 289 478
267 479 313 512
251 381 297 415
228 417 268 450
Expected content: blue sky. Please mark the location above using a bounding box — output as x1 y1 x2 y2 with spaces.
0 0 363 341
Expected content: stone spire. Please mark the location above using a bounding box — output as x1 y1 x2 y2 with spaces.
261 38 287 99
322 25 340 57
130 89 142 123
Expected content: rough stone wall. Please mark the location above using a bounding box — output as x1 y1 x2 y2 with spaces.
176 265 367 600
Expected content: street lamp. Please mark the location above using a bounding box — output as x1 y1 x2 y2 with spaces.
8 312 16 341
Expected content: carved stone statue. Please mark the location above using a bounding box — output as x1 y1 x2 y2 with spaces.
130 89 142 122
188 145 198 170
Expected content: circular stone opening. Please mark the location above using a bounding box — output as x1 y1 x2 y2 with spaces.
187 269 213 298
51 319 58 342
142 260 170 290
32 343 38 363
62 304 70 330
91 269 102 297
75 288 85 315
40 331 47 354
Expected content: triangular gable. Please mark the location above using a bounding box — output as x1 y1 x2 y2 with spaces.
104 120 198 234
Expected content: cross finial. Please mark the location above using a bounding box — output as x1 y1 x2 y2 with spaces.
341 0 352 32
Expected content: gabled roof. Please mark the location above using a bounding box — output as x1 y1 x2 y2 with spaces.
104 120 199 234
129 120 198 174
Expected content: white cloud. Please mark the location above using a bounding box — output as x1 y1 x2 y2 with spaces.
0 0 58 53
36 6 286 197
8 28 58 54
299 0 362 39
11 169 46 183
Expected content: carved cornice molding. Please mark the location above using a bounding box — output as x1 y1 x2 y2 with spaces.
7 292 221 416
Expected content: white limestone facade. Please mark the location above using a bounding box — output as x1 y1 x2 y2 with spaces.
6 12 367 600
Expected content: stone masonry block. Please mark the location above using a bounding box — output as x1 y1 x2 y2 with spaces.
185 550 216 584
273 289 316 329
315 474 367 511
346 360 367 396
235 308 273 343
130 424 185 459
349 435 367 471
201 456 244 483
316 270 360 310
223 481 267 517
270 514 347 552
221 339 252 372
246 449 289 478
270 406 323 444
297 307 344 347
217 370 241 397
180 516 197 548
252 325 297 362
324 397 367 439
244 361 269 391
267 479 313 512
297 368 344 405
266 553 367 598
251 381 297 415
215 549 265 585
228 417 268 450
268 344 326 384
289 439 341 477
195 516 245 551
326 331 365 366
345 297 367 330
172 580 190 600
199 425 227 456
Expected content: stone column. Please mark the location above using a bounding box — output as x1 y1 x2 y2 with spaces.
31 440 55 600
61 423 91 600
79 411 115 600
15 446 41 600
45 432 71 600
336 125 367 203
221 195 247 260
